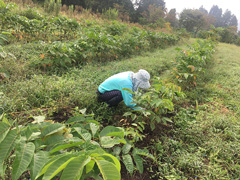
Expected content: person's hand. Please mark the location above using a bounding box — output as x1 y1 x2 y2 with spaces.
140 107 146 110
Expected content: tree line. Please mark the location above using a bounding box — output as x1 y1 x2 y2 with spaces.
34 0 238 33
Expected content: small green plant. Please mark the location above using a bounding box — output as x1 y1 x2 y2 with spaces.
124 78 185 130
102 8 119 20
44 0 61 16
172 39 216 89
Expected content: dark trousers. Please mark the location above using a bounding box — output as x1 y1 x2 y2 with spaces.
97 90 123 107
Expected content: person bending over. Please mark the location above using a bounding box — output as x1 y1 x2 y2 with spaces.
97 69 150 109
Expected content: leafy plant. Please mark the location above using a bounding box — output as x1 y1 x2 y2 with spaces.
112 144 155 175
0 114 121 180
172 39 216 89
102 8 119 20
125 78 185 130
0 110 155 179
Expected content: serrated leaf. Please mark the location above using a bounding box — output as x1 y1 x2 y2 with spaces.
101 153 121 172
100 126 124 138
122 154 134 175
85 160 95 174
132 154 143 173
0 129 18 167
50 141 84 154
123 112 132 117
100 136 120 148
162 117 173 123
122 143 132 154
133 148 155 161
44 134 65 145
25 126 33 141
74 127 92 141
0 122 10 144
42 154 78 180
113 146 121 156
162 99 174 111
60 156 91 180
12 142 35 180
94 158 120 180
36 154 68 179
90 123 99 137
41 123 65 137
65 116 86 125
30 151 50 180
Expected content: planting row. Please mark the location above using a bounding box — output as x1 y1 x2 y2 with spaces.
0 1 180 69
171 39 216 89
38 27 180 68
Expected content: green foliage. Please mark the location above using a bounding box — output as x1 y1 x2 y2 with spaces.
172 39 216 89
0 1 180 69
179 9 208 36
0 111 155 179
37 24 180 68
197 26 240 46
124 78 185 130
44 0 61 16
19 7 43 20
102 8 119 20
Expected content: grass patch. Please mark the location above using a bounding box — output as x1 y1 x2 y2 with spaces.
0 40 191 113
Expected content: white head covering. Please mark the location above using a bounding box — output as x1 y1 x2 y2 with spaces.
130 69 151 92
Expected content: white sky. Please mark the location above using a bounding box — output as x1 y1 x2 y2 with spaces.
165 0 240 27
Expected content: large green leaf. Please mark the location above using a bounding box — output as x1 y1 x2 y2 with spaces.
100 136 120 148
122 154 134 175
74 127 92 141
132 154 143 173
0 129 18 167
90 123 99 137
0 122 10 144
42 154 78 180
133 148 155 160
122 143 132 154
36 153 68 179
44 134 65 145
101 153 121 172
50 141 84 154
85 160 95 174
30 151 50 180
41 123 65 137
94 158 120 180
60 156 91 180
24 126 33 141
99 126 124 138
12 142 35 180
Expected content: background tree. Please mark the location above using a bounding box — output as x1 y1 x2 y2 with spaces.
133 0 165 22
198 6 216 29
229 15 238 27
209 5 223 27
222 10 238 27
165 8 178 28
179 9 207 36
139 4 166 25
199 5 208 14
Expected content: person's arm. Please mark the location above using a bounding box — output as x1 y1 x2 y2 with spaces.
121 88 140 110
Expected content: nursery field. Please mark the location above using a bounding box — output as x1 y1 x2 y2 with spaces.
0 1 240 180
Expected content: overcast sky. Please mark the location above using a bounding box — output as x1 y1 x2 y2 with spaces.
165 0 240 28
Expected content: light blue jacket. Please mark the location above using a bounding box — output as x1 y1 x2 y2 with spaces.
98 71 138 109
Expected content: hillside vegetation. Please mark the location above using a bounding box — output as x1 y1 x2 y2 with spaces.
0 1 240 180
